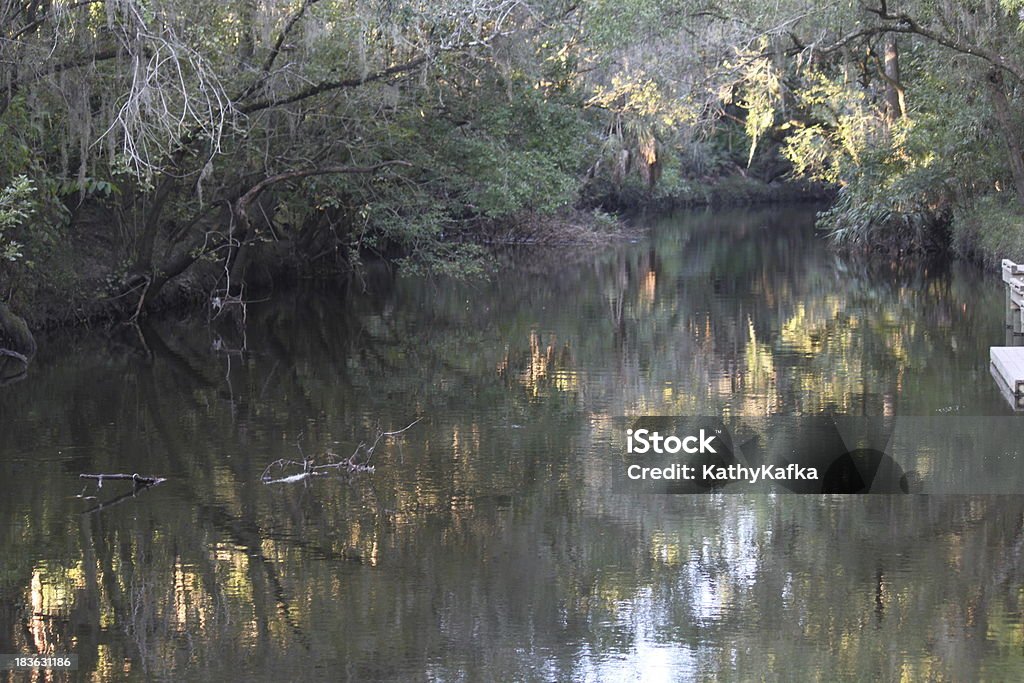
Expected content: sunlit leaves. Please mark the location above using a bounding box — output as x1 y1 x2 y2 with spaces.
0 175 34 263
720 42 783 166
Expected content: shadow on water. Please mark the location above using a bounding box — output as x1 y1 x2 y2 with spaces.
2 206 1024 680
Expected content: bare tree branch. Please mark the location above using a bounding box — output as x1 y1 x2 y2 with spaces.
238 55 430 115
139 160 412 308
234 160 413 231
234 0 321 103
7 0 103 42
860 3 1024 83
260 419 421 485
0 47 120 115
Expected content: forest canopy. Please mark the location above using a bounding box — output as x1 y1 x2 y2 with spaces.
3 0 1024 318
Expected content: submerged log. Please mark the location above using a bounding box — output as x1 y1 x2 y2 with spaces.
80 473 167 486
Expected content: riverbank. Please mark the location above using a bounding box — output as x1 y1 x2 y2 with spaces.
820 191 1024 268
2 177 833 337
589 172 833 214
951 195 1024 268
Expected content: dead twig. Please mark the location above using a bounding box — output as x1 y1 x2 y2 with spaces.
77 473 167 513
261 419 421 484
129 276 151 322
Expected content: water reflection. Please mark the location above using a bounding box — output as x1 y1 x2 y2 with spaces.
1 207 1023 681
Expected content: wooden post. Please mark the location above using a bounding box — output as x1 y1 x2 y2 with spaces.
993 260 1024 408
1002 260 1024 335
1007 285 1015 330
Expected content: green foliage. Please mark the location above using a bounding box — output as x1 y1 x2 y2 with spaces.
951 194 1024 264
794 53 1005 250
269 66 594 276
396 242 490 279
0 171 75 307
721 43 783 167
580 0 692 50
56 178 117 199
443 92 585 219
589 207 619 231
779 72 879 185
677 138 735 178
0 176 34 263
7 0 1024 313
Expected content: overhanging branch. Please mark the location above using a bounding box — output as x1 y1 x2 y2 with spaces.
788 4 1024 84
238 55 429 114
862 2 1024 83
148 160 413 295
234 0 321 103
234 160 414 229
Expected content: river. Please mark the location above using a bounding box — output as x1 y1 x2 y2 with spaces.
3 206 1024 681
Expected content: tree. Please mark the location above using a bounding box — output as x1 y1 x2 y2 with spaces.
1 0 589 313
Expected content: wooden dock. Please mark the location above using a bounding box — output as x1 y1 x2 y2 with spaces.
993 259 1024 409
1004 259 1024 334
991 347 1024 409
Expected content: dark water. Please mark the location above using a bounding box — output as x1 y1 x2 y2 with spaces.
3 207 1024 681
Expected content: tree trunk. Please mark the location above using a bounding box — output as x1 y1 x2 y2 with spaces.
128 147 188 280
883 36 905 120
987 67 1024 204
237 0 257 67
128 162 410 314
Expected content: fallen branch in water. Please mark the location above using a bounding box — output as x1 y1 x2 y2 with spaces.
80 473 167 487
77 472 167 514
261 419 421 485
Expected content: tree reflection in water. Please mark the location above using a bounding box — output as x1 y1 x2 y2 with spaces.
1 207 1022 681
